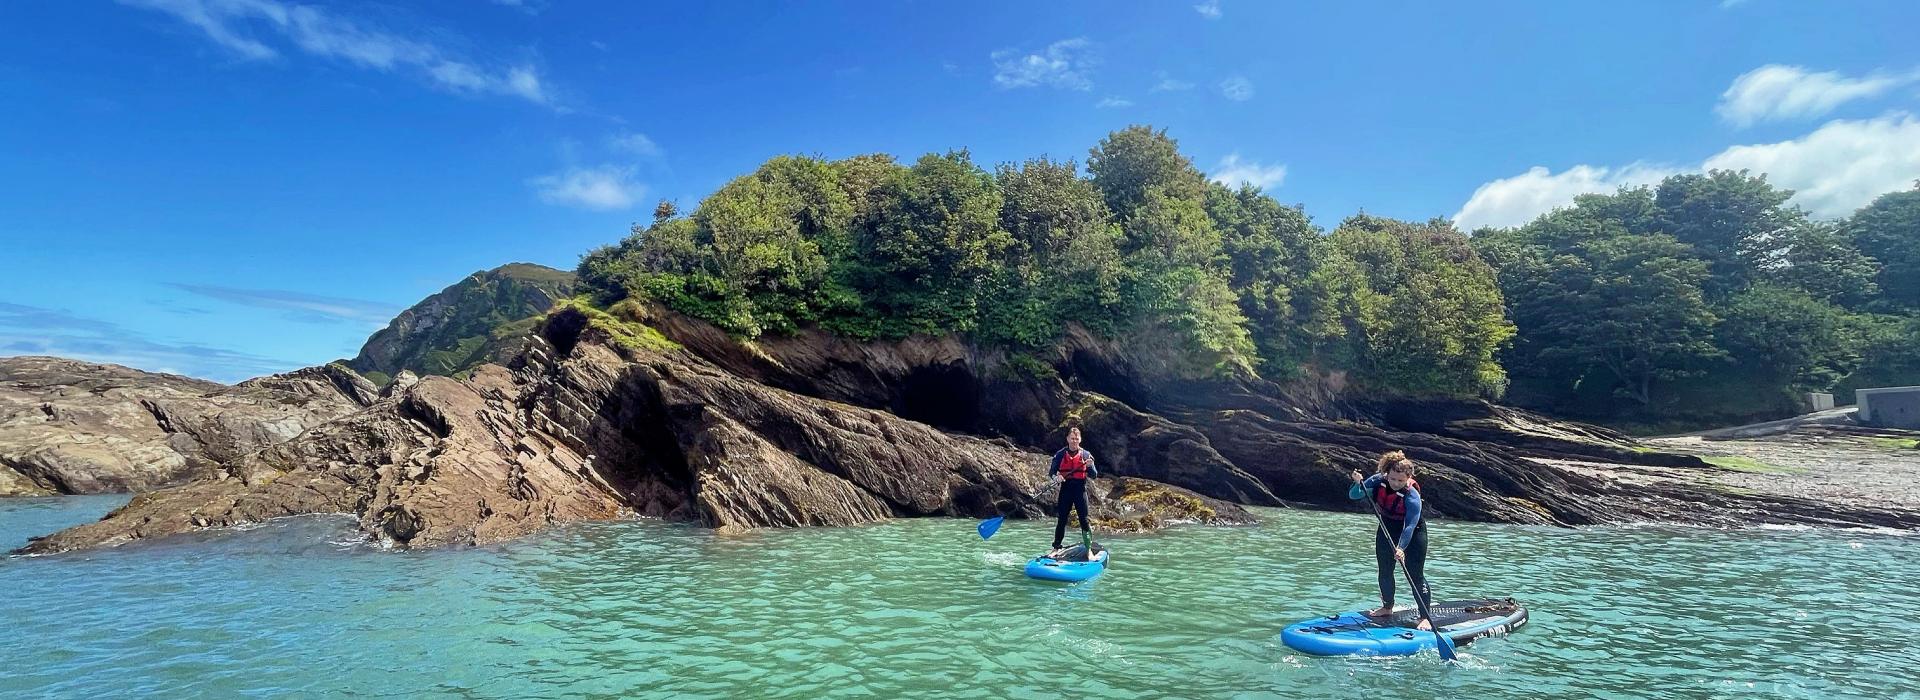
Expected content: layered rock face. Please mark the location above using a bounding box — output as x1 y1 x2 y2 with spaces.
0 357 376 496
17 301 1918 556
638 309 1920 531
18 311 1250 554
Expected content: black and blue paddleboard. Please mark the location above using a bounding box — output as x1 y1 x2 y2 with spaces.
1024 543 1108 582
1281 598 1527 656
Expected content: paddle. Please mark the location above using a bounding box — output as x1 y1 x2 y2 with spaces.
977 479 1061 541
1363 486 1457 662
977 515 1006 540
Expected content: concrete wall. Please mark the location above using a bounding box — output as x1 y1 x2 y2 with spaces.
1806 393 1835 411
1857 386 1920 429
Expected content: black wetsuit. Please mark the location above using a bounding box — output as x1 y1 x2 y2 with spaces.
1352 474 1431 612
1049 447 1096 549
1374 516 1430 612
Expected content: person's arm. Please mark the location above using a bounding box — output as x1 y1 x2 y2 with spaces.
1396 489 1423 551
1349 474 1382 500
1047 449 1063 477
1084 450 1097 478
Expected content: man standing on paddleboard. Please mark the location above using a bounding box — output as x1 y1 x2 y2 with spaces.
1349 450 1434 631
1048 426 1098 557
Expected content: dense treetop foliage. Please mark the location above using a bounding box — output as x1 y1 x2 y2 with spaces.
1474 175 1920 426
579 126 1920 425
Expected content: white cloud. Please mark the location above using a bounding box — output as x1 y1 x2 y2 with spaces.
1151 72 1194 92
529 166 645 210
1209 154 1287 191
168 284 401 325
1218 75 1253 101
1705 112 1920 217
1716 64 1916 127
1095 96 1133 109
991 38 1095 91
0 302 306 383
609 131 662 157
120 0 551 106
1453 112 1920 228
1195 0 1222 19
1452 164 1678 230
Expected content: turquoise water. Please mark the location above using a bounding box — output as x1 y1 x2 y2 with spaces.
4 497 1917 699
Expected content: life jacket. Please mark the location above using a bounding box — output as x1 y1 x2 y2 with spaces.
1373 478 1419 520
1057 449 1091 480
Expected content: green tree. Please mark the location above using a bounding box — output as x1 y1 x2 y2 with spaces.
1476 190 1723 407
1121 187 1225 269
983 158 1124 347
687 156 852 334
1715 285 1859 389
996 157 1111 268
1762 221 1880 309
1327 216 1513 397
1110 181 1256 373
1847 184 1920 311
1838 314 1920 393
833 153 904 225
843 150 1012 337
1653 170 1800 298
1087 126 1209 221
1540 232 1723 405
1204 183 1331 373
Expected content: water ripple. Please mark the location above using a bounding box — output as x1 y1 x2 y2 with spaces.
2 501 1916 699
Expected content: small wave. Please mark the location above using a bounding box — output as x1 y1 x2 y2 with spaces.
982 552 1027 567
1594 521 1914 537
329 533 374 549
1750 523 1914 537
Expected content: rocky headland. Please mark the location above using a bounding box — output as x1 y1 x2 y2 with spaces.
9 266 1917 556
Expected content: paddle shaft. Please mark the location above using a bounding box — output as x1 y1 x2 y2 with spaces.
1364 493 1455 660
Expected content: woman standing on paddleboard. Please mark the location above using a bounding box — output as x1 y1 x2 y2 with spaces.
1048 427 1097 556
1349 450 1433 631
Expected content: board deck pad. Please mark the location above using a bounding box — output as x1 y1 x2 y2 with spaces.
1044 543 1106 562
1280 598 1528 656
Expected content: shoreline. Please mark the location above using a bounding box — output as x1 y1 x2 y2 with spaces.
10 478 1914 562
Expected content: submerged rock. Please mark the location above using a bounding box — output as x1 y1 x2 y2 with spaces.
1087 477 1258 532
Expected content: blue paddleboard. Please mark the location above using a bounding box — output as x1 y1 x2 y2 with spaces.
1280 598 1527 656
1024 544 1108 582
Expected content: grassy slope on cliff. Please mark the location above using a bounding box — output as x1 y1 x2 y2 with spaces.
348 263 576 383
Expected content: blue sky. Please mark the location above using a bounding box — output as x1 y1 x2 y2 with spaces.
3 1 1918 382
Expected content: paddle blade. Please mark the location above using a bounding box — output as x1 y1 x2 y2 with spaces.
977 516 1005 540
1434 629 1458 662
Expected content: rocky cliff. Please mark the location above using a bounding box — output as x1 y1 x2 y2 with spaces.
18 299 1918 556
637 307 1920 530
0 357 376 496
18 308 1251 554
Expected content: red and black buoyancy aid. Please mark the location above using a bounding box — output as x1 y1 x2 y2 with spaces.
1373 479 1419 520
1057 450 1092 480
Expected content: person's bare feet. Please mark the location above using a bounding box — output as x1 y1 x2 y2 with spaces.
1365 605 1394 617
1416 618 1433 631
